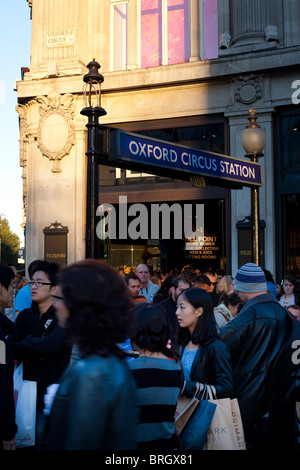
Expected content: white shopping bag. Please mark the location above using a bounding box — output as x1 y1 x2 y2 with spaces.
13 364 37 448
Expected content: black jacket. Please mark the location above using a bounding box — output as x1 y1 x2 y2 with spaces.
7 303 71 409
220 293 291 420
180 337 233 399
42 354 138 449
0 312 17 442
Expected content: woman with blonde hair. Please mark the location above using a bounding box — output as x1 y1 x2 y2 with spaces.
216 275 235 304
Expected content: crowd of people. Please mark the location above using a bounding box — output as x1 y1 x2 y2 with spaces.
0 259 299 451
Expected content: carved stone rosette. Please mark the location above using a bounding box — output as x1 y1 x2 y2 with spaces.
234 75 263 105
36 92 75 172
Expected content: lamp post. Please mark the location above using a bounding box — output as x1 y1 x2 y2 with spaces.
81 60 107 259
241 109 266 266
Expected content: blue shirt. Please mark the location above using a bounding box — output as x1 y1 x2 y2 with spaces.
181 347 198 380
14 284 32 315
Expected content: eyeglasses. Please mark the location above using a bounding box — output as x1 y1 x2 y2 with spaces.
50 294 64 301
28 281 52 288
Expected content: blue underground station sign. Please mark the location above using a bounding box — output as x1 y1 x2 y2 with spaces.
107 130 262 189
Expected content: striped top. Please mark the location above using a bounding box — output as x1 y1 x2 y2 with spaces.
129 356 182 450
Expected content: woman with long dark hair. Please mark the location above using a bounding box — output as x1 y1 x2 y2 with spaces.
129 302 182 450
42 260 138 450
176 287 233 399
277 274 300 308
153 274 176 303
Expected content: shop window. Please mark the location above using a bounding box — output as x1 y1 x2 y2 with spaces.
280 115 300 183
283 194 300 279
275 108 300 280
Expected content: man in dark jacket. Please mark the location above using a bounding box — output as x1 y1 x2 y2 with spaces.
220 263 291 449
7 261 71 446
0 264 17 450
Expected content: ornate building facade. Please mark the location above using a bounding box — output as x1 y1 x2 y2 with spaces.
17 0 300 279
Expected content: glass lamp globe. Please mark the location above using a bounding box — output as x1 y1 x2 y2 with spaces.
242 109 266 155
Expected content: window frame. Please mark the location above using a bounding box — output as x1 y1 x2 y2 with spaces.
110 0 129 71
139 0 190 68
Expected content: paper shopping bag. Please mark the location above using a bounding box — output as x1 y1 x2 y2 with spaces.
231 398 246 449
175 395 199 435
204 396 246 450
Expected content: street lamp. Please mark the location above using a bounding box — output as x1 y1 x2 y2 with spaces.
241 109 266 266
81 60 107 259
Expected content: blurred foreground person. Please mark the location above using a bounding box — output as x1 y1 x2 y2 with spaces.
0 264 17 450
43 260 138 450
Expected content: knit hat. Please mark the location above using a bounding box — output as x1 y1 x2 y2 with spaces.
235 263 267 293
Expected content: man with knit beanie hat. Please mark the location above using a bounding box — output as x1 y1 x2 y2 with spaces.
220 263 291 449
234 262 268 295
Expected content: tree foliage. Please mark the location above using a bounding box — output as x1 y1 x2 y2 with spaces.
0 216 21 266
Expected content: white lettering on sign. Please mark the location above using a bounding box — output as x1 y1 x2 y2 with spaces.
46 30 75 48
122 133 261 186
181 152 218 171
129 140 178 163
220 160 256 179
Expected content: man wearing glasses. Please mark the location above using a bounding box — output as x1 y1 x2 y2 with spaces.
7 260 71 447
